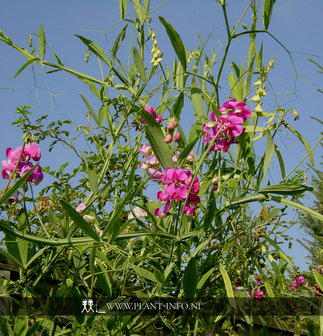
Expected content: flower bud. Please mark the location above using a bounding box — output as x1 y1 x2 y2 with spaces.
173 132 181 142
164 134 173 143
166 118 178 130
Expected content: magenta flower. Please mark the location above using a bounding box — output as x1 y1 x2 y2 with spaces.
24 143 41 161
290 276 306 290
203 99 251 153
155 168 200 217
20 163 43 185
2 143 43 185
141 106 163 124
219 98 251 123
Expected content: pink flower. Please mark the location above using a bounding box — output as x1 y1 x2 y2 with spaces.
2 143 43 185
24 143 41 161
76 203 86 212
213 174 218 191
20 163 43 185
164 134 173 143
203 100 251 153
141 106 162 124
7 192 18 205
250 288 264 300
297 276 305 284
139 144 152 157
173 131 181 142
128 207 147 220
155 168 200 217
155 199 171 218
219 98 251 123
290 276 306 290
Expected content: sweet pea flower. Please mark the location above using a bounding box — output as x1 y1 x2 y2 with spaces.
141 106 163 124
128 207 147 220
24 143 41 161
76 203 86 212
139 144 152 157
20 163 43 185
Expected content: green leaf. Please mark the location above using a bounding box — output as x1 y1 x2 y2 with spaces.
95 260 112 297
259 183 313 196
229 71 242 101
38 24 46 61
133 46 146 81
132 264 158 283
98 105 106 125
178 136 199 166
131 0 145 23
87 165 99 195
80 94 99 125
219 263 236 309
260 131 275 186
159 16 187 71
255 262 275 298
284 123 314 165
190 77 204 120
75 34 130 86
313 271 323 291
14 315 28 336
0 248 24 269
0 164 38 205
171 92 184 120
14 58 38 78
267 237 295 267
60 200 100 242
203 189 216 231
141 109 174 168
183 258 197 298
111 25 128 64
275 145 285 179
263 0 276 30
119 0 127 20
271 196 323 222
196 267 215 296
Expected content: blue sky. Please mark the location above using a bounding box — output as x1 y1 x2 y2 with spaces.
1 0 322 270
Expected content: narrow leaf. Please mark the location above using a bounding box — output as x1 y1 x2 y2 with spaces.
284 123 314 165
159 16 187 70
132 264 158 283
263 0 276 30
183 258 197 298
191 77 204 120
141 109 174 168
260 131 275 186
196 267 215 295
219 264 236 309
14 58 38 78
313 271 323 291
133 46 146 81
87 165 99 195
98 105 106 125
171 92 184 120
119 0 127 20
259 183 313 196
60 200 100 242
80 94 99 125
39 24 46 61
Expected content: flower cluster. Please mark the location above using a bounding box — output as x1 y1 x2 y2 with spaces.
164 117 181 143
290 276 305 291
203 98 251 152
2 143 43 185
155 168 200 218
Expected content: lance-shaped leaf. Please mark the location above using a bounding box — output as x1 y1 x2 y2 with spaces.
38 24 46 61
183 257 197 298
263 0 276 30
219 263 236 309
159 16 187 71
191 77 204 120
259 183 313 196
60 200 100 242
133 46 146 81
259 131 275 186
284 123 314 165
140 108 174 168
80 94 99 125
